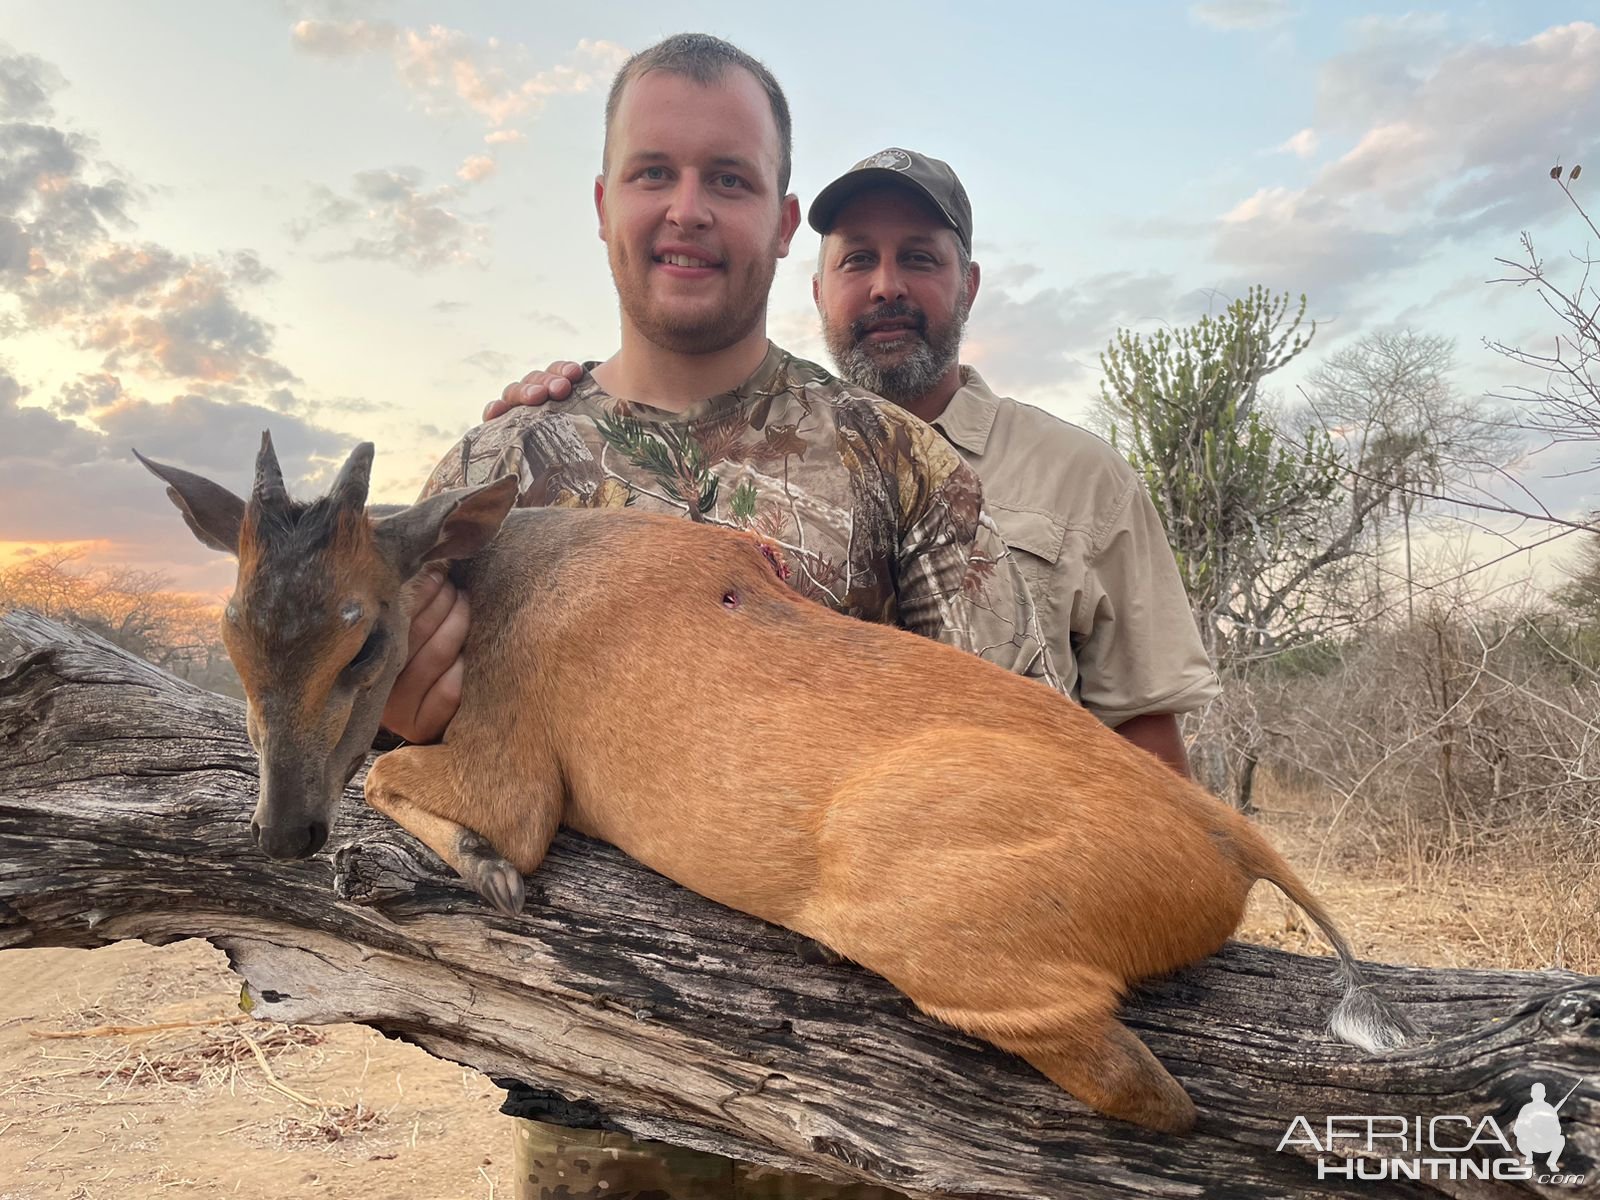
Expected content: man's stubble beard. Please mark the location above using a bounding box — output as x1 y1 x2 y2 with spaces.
823 295 971 406
610 233 781 356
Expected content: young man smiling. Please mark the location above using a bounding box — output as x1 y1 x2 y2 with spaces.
384 39 1058 748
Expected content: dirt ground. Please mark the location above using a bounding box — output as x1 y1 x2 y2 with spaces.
0 804 1582 1199
0 940 508 1199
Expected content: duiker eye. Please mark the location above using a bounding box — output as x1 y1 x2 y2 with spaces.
343 629 386 680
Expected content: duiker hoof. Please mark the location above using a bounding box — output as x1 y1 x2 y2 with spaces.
472 857 526 917
456 831 526 917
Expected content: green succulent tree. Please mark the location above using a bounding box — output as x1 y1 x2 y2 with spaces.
1100 288 1348 664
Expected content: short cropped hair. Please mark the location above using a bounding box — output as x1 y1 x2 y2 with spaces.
602 33 793 195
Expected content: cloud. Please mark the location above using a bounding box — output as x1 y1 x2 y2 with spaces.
93 389 350 479
1212 186 1423 303
1277 128 1318 158
1210 21 1600 306
0 47 359 582
285 16 397 56
1189 0 1292 31
72 253 293 384
461 348 516 378
0 363 346 580
291 166 488 271
289 20 628 132
456 153 496 183
525 309 579 337
0 49 297 389
0 364 100 465
484 129 523 146
0 119 133 275
54 370 124 415
0 44 63 121
1314 13 1455 132
963 270 1186 393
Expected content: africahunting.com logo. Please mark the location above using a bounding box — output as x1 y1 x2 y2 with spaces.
1277 1078 1589 1186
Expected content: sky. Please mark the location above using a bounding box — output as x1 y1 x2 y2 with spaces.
1 0 1597 597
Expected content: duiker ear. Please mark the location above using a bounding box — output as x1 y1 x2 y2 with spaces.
133 449 246 555
373 475 520 577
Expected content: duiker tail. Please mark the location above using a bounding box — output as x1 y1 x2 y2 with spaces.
1234 833 1418 1052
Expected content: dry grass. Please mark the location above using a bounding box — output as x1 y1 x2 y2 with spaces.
1195 603 1600 975
16 1016 305 1092
1236 768 1599 974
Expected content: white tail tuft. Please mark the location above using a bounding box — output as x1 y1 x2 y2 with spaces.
1329 962 1417 1053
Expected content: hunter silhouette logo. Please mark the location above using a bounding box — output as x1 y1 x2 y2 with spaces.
1514 1080 1580 1171
1277 1076 1590 1185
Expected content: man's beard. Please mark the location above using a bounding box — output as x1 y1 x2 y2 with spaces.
824 297 969 406
610 236 779 356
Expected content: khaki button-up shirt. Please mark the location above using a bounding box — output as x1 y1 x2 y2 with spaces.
933 366 1219 725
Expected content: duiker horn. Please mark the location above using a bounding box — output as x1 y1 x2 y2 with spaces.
252 430 290 509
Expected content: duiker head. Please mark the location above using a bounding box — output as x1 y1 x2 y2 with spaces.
136 433 517 860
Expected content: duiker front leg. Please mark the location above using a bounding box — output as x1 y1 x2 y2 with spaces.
363 744 561 917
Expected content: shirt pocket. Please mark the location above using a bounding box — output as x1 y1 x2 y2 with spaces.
988 504 1066 568
987 503 1067 613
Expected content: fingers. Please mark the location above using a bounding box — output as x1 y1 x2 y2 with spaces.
403 568 452 657
410 657 465 745
382 575 470 743
483 361 583 421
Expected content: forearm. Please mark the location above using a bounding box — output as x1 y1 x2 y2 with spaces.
1114 712 1192 779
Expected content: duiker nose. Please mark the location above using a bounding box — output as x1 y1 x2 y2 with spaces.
255 820 329 860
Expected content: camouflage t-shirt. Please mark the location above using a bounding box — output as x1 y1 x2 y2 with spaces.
421 342 1061 690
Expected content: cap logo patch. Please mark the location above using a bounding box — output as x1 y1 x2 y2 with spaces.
856 148 912 172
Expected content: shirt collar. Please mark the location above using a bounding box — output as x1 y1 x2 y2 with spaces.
933 365 1001 455
579 341 789 424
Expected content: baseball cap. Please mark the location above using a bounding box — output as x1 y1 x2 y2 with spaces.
807 147 973 252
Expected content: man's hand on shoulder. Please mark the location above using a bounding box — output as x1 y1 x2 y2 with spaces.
482 360 585 421
380 567 470 743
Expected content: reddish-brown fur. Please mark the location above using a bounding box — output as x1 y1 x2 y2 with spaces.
141 434 1412 1132
352 504 1321 1133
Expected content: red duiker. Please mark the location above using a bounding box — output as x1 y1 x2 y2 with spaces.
137 433 1415 1133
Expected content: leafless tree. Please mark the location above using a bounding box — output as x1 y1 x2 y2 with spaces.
1304 330 1518 625
1227 576 1600 971
0 550 241 696
1486 168 1600 454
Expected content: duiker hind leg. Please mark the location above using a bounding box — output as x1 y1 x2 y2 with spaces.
364 744 561 917
928 981 1196 1134
1002 1012 1196 1134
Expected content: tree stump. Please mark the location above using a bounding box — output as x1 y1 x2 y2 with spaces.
1 609 1596 1198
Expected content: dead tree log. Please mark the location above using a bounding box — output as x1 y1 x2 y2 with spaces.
0 608 1596 1199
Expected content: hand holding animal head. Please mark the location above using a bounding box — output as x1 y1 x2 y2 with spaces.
136 432 518 860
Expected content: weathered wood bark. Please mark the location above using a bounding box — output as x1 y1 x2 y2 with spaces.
1 608 1596 1199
